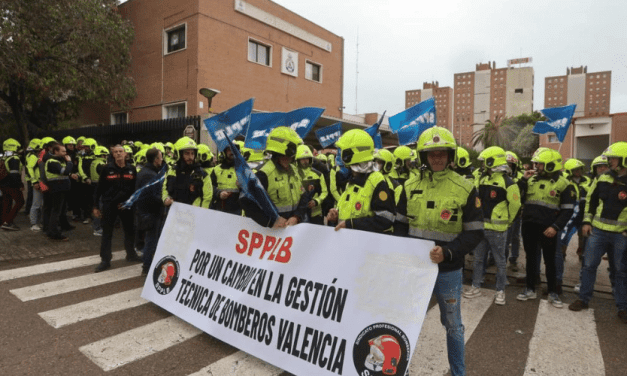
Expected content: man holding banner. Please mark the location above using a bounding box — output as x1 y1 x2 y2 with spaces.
394 126 484 376
241 126 308 228
326 129 396 233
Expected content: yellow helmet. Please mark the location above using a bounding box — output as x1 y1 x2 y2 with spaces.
28 138 42 150
62 136 77 145
564 159 585 175
41 137 57 147
590 155 608 174
296 145 314 160
479 146 507 168
82 138 98 151
94 146 110 157
603 142 627 170
335 129 374 165
265 126 301 157
134 148 147 165
417 126 456 168
531 148 563 173
123 145 133 155
374 148 395 173
150 142 165 155
242 146 265 162
197 144 214 163
455 147 471 169
2 138 21 152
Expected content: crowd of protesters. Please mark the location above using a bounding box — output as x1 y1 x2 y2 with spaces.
1 129 624 376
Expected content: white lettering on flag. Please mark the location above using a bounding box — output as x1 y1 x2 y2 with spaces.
408 112 435 127
548 117 569 129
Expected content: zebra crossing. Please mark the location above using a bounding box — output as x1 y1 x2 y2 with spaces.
0 252 616 375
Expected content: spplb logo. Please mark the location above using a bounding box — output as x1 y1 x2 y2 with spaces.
353 323 410 376
152 256 180 295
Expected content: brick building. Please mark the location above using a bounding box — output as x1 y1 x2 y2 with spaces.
405 81 454 134
540 66 616 162
82 0 344 126
453 61 534 149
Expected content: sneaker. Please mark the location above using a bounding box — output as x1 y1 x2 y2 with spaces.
568 299 589 311
95 262 111 273
548 293 563 308
573 283 581 293
495 291 506 306
82 218 90 224
93 229 103 236
30 224 42 232
1 222 20 231
517 289 537 301
463 286 482 299
618 310 627 324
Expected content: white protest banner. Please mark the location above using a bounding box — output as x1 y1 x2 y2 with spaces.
142 203 438 376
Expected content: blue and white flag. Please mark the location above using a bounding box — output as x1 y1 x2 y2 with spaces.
204 98 254 152
533 104 577 143
244 107 325 150
559 202 582 247
396 120 435 145
315 122 342 148
226 134 280 224
388 97 436 134
364 111 386 149
120 165 168 210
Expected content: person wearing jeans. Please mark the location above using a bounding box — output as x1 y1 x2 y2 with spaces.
395 127 484 376
570 143 627 322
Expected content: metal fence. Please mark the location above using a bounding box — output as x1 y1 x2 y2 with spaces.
37 116 201 146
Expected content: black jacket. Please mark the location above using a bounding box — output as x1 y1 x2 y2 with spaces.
135 163 164 217
94 161 137 207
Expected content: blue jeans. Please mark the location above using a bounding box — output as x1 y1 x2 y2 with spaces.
580 228 627 311
142 224 160 270
472 229 508 291
29 188 43 225
434 269 465 376
506 216 521 262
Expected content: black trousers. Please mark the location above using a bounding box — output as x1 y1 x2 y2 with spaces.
25 182 33 214
100 203 135 263
522 221 557 293
47 191 68 237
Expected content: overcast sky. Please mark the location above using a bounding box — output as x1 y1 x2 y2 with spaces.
272 0 626 117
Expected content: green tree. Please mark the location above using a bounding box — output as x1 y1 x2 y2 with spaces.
471 115 518 150
511 124 540 157
0 0 136 144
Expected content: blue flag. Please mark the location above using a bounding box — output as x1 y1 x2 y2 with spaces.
364 111 386 149
225 134 279 224
388 97 436 134
204 98 254 152
244 107 325 150
120 165 168 210
315 122 342 148
533 104 576 143
559 202 582 247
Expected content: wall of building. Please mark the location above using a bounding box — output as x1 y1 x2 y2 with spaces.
567 73 587 117
505 67 533 117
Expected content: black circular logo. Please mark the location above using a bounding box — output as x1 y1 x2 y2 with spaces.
152 255 180 295
353 323 410 376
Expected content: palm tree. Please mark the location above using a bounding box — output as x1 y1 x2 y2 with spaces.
471 115 518 150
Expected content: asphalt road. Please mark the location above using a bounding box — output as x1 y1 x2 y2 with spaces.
1 247 625 376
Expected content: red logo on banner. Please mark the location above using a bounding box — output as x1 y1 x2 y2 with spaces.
441 209 451 220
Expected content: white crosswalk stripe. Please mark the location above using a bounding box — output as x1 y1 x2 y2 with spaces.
0 251 125 282
523 299 605 376
409 288 495 375
1 254 615 375
187 351 283 376
38 287 147 328
10 265 140 301
79 316 202 371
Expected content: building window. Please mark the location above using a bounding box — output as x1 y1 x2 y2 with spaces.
163 102 186 119
248 39 271 66
305 60 322 82
111 112 127 125
515 88 524 94
165 24 186 54
548 135 558 143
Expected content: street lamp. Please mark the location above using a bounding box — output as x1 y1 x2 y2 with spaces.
199 88 220 113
